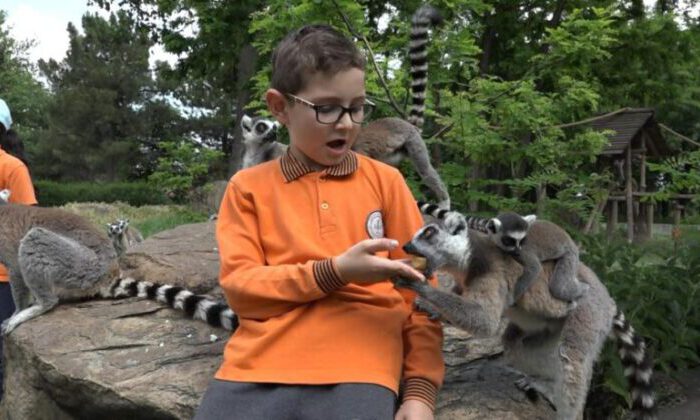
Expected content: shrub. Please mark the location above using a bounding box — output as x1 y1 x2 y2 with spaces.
34 180 168 207
582 234 700 417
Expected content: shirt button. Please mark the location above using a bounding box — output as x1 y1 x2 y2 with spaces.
320 202 329 210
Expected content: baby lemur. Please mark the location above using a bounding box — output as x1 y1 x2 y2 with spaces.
241 5 451 209
394 216 655 420
107 218 144 257
0 203 238 334
418 201 588 307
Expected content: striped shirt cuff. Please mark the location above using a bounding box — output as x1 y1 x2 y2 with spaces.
313 258 347 293
402 377 438 411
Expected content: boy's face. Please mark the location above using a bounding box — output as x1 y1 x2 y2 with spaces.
267 68 365 170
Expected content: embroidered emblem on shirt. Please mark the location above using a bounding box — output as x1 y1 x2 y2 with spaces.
366 210 384 239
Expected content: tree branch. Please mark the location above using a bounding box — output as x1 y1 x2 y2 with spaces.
331 0 405 118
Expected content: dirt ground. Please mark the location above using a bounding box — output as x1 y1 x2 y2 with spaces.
658 367 700 419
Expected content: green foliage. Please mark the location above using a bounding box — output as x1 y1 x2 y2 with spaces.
0 11 51 147
148 139 223 203
30 11 187 181
646 150 700 204
34 180 167 207
581 234 700 416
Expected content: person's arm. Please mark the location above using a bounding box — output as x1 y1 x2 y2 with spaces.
217 178 341 319
7 163 37 205
218 175 427 320
384 171 445 413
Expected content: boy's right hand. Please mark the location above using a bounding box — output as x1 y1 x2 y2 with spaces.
334 238 426 284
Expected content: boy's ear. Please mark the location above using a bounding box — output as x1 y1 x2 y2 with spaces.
265 88 289 126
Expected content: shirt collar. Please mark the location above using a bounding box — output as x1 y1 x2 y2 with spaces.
280 149 358 182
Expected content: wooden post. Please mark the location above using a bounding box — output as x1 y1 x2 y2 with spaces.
536 184 547 217
607 201 618 239
625 146 634 243
637 150 650 240
646 202 655 237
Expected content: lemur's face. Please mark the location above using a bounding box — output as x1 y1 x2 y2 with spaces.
492 230 527 255
403 223 471 276
107 219 129 237
241 115 278 144
0 189 10 204
487 213 534 255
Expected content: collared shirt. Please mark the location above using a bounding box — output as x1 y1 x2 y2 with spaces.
215 150 444 408
0 147 37 281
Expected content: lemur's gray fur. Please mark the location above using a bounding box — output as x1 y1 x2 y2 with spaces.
240 5 451 209
393 217 656 420
419 201 588 308
106 218 144 257
0 203 238 334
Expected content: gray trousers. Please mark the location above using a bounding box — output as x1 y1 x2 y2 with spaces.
194 380 397 420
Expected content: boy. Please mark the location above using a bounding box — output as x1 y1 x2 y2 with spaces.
196 25 444 420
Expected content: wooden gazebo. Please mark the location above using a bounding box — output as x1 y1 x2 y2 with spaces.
590 108 673 242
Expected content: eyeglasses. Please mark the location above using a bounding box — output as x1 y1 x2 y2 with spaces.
285 93 374 125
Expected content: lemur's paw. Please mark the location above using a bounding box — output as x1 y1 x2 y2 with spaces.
1 318 16 335
392 276 426 293
514 376 556 411
414 297 441 320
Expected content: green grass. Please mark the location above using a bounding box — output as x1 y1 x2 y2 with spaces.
59 201 208 238
136 209 210 238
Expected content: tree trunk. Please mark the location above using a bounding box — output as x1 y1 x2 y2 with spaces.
229 43 259 176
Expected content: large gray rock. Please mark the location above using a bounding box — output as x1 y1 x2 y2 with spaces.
119 222 221 295
1 299 226 420
0 223 554 419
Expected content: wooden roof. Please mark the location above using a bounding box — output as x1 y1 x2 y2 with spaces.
590 108 671 158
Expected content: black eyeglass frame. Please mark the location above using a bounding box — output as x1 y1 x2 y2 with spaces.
285 93 375 125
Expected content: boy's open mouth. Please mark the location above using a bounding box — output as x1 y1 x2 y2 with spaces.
326 139 347 150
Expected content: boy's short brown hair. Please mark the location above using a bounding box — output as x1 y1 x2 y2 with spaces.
271 24 366 95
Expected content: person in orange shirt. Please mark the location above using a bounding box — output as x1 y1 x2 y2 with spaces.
194 25 444 420
0 98 38 400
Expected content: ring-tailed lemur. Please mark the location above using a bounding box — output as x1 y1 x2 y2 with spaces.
418 201 588 310
241 5 451 209
0 203 238 334
393 216 656 420
240 115 284 170
107 218 144 257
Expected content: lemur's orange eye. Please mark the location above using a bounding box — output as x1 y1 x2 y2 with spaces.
421 225 437 240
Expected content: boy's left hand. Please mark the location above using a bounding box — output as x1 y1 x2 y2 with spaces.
395 400 434 420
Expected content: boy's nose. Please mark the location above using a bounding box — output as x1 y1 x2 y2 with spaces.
335 110 353 129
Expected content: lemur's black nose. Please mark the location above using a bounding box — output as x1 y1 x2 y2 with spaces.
403 242 417 255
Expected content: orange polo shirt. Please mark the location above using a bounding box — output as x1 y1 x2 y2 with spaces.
216 150 444 408
0 147 37 282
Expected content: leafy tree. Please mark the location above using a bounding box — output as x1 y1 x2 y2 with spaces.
34 11 174 181
91 0 268 174
0 11 51 152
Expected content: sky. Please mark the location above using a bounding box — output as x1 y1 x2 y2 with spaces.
2 0 696 67
2 0 176 66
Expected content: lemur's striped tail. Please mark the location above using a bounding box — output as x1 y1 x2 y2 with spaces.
612 309 656 419
417 201 492 233
100 277 239 331
408 5 442 130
